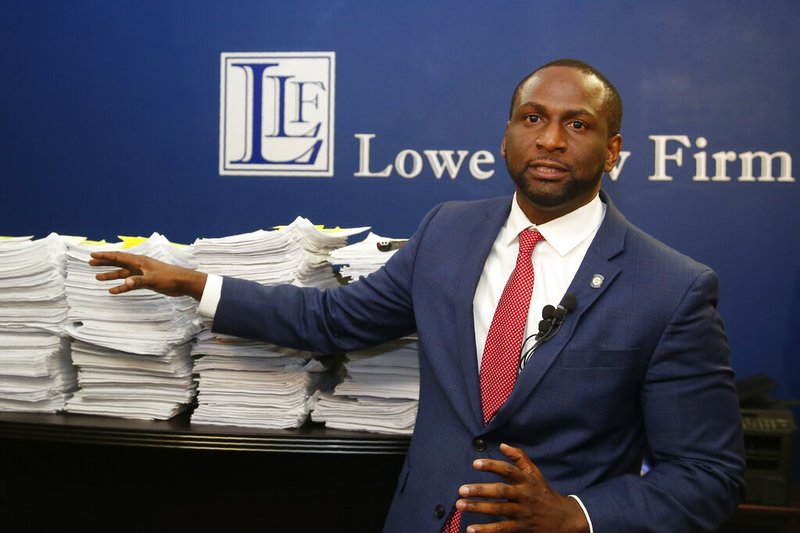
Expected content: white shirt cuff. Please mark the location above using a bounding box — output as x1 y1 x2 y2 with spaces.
568 495 594 533
197 273 223 319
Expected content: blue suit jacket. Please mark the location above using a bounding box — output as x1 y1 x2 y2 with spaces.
214 191 746 532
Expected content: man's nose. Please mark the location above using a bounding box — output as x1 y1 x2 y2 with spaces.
536 122 567 152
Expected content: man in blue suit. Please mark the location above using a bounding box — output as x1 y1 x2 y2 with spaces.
92 59 745 532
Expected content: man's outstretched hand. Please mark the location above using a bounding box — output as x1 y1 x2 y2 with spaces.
456 443 590 533
89 251 207 300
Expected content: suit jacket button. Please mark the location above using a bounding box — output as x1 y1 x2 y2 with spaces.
435 504 445 519
473 437 487 452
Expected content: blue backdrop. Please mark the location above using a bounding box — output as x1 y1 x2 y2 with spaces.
2 0 798 470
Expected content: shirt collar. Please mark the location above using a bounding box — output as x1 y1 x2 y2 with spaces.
505 192 606 256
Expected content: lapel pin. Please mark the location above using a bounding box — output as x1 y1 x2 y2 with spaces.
590 274 604 289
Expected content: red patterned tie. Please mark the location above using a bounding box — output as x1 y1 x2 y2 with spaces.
443 228 544 532
479 228 543 424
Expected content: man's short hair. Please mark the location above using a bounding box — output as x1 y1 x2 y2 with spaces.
509 58 623 137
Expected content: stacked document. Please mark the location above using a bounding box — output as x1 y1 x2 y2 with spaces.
190 331 332 429
66 340 194 419
0 234 77 412
317 232 420 434
311 337 420 435
0 234 70 334
190 219 363 429
193 216 368 289
63 233 201 420
330 232 404 281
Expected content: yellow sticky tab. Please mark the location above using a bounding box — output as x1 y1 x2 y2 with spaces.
118 236 149 249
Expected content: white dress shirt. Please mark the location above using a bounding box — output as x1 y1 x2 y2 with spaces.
473 193 605 367
198 273 223 318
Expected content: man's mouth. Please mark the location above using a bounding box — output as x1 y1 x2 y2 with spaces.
527 160 569 180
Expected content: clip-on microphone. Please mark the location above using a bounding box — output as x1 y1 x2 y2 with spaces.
518 294 576 372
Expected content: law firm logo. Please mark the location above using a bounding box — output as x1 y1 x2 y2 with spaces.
220 52 335 176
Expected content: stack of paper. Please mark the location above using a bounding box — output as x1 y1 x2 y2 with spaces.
189 219 365 429
193 216 368 288
329 232 403 281
315 231 419 434
0 234 70 334
63 233 201 420
66 340 194 419
282 218 370 288
311 337 419 435
190 331 332 429
0 234 77 412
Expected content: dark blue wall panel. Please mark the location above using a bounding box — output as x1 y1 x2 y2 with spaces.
2 1 798 450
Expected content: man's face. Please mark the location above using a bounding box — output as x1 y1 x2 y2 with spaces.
501 66 622 224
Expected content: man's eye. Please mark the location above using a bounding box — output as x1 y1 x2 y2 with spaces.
525 115 541 123
569 120 586 130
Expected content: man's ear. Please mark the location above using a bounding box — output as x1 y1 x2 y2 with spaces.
500 121 510 158
604 134 623 172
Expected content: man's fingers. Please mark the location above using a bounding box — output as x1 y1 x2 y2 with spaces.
105 275 147 295
90 251 150 293
90 251 125 265
95 269 133 282
96 268 149 294
463 519 517 533
459 445 579 532
455 497 516 518
472 457 528 484
499 442 539 476
88 251 201 299
89 251 143 271
107 283 129 295
459 481 514 500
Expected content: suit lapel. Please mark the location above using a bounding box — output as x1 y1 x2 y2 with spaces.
488 191 629 429
454 198 512 429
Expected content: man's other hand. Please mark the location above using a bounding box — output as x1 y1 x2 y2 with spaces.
89 251 207 300
456 443 590 533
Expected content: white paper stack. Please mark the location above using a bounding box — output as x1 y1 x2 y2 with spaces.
311 337 419 435
66 340 194 419
0 333 75 412
329 232 404 281
190 330 332 429
0 234 77 412
282 218 370 288
63 233 201 419
316 232 419 434
193 216 368 289
189 219 365 429
0 234 70 334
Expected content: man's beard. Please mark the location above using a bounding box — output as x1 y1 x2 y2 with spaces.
506 158 604 208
